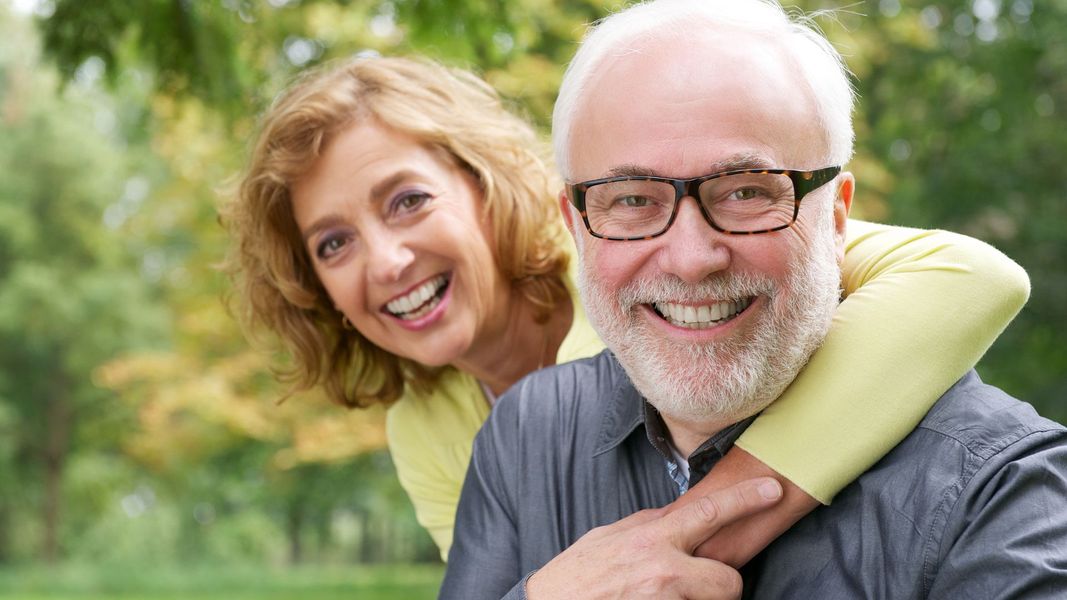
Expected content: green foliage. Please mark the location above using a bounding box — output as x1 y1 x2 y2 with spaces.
0 4 171 563
825 0 1067 416
33 0 615 127
40 0 249 113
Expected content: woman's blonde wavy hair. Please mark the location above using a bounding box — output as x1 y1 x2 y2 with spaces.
223 55 570 409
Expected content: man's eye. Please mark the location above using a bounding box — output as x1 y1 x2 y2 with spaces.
617 195 653 208
730 188 762 201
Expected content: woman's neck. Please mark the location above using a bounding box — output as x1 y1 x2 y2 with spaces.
453 291 573 400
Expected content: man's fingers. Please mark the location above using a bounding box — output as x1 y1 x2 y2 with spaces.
584 506 667 540
674 556 744 600
660 477 783 552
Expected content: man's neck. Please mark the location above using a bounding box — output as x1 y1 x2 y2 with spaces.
659 412 737 459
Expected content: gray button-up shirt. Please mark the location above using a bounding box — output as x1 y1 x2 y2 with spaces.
440 350 1067 599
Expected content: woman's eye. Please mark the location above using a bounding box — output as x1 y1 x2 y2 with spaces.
391 191 432 215
315 235 350 260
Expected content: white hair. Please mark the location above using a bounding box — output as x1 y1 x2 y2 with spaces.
552 0 856 181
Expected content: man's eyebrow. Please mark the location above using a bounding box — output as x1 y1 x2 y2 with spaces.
706 153 775 173
606 164 660 178
604 154 776 179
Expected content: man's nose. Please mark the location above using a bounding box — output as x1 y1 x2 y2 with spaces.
366 232 415 285
655 196 730 283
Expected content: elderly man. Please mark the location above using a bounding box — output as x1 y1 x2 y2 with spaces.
440 0 1067 598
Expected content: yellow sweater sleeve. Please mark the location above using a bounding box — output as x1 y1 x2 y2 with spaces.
734 219 1030 504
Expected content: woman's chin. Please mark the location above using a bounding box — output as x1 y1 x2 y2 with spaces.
394 337 470 370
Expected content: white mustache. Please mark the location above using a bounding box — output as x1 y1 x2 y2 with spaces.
614 272 777 312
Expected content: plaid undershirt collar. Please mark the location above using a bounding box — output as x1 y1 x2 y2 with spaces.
642 402 757 495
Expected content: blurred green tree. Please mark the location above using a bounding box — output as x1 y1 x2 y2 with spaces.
35 0 614 125
0 6 169 561
827 0 1067 421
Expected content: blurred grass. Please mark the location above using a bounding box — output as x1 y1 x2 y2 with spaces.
0 563 445 599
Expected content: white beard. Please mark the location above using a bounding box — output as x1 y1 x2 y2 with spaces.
576 203 843 427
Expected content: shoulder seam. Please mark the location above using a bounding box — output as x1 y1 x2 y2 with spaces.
919 427 1065 594
916 420 1063 461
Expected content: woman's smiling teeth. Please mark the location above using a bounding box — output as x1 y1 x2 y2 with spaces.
653 297 753 329
385 274 450 320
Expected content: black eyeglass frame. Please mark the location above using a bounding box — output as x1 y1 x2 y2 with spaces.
566 166 842 241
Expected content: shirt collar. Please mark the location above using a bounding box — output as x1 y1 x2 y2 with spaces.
683 416 756 487
591 353 757 486
592 352 647 457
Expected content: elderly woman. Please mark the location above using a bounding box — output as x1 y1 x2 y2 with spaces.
225 56 1028 563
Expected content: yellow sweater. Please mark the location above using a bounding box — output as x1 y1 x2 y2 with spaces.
386 220 1030 560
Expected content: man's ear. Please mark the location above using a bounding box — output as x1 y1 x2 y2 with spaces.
559 188 579 242
833 172 855 263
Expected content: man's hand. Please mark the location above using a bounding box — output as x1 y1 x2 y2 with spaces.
525 477 783 600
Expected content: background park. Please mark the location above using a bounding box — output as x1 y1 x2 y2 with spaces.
0 0 1064 598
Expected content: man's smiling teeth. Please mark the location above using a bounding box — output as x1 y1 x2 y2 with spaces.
386 275 449 319
653 297 753 329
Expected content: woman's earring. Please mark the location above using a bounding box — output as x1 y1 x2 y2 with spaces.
341 315 355 330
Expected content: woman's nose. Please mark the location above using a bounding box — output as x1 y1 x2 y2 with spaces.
366 234 416 284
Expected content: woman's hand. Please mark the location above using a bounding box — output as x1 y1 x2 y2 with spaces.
667 446 819 567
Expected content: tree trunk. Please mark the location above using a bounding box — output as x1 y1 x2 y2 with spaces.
0 499 10 563
42 373 71 564
286 498 304 565
357 509 371 563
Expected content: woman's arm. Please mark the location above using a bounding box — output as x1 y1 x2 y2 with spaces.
387 407 461 561
673 219 1030 566
386 373 491 561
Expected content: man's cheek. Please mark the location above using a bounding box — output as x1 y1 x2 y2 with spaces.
592 243 647 287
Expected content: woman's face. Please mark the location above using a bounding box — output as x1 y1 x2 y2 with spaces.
290 120 510 367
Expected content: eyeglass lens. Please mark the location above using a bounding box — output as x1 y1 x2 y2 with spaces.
583 172 798 237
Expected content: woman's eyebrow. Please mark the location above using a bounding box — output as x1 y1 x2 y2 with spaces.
368 170 419 202
301 169 431 244
301 214 346 246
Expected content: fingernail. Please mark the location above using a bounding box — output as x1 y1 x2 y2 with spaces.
759 480 782 500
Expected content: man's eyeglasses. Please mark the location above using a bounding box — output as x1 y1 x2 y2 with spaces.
566 166 841 241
